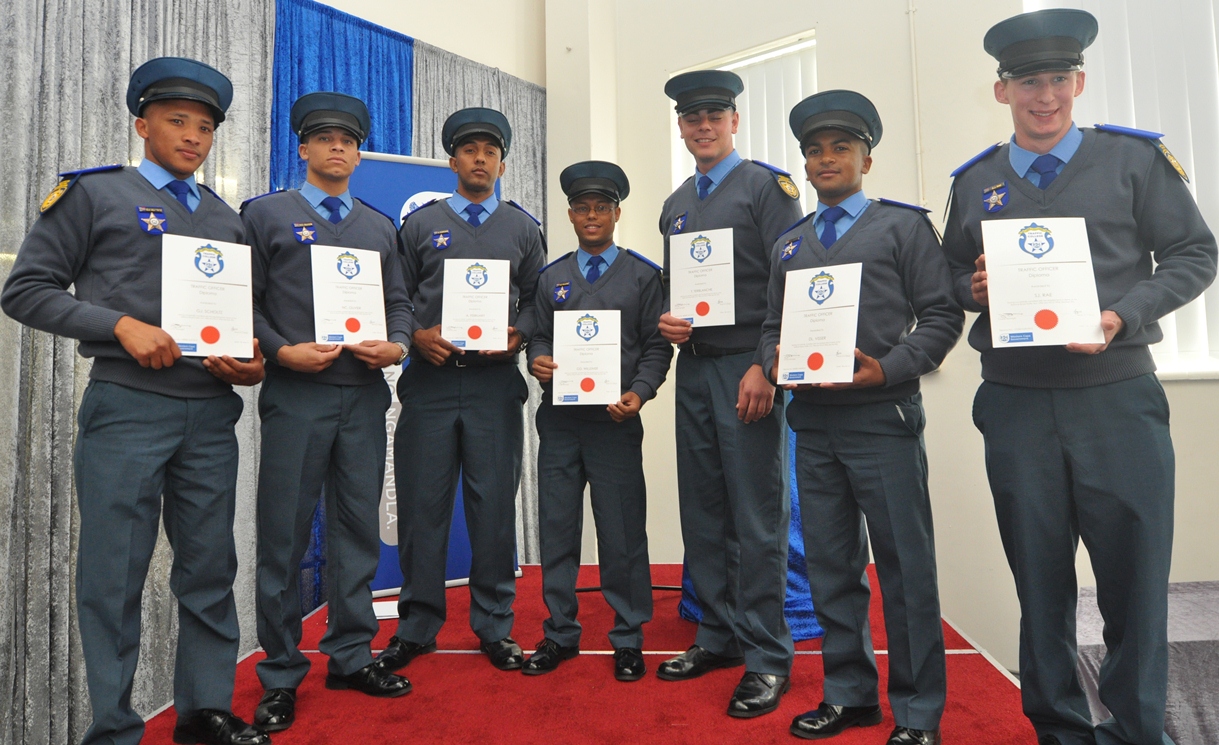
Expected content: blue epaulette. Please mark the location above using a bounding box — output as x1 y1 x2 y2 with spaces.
753 160 801 200
507 199 542 225
239 189 283 212
877 197 930 213
950 143 1002 178
1095 123 1189 182
538 251 574 273
752 160 792 177
356 197 397 225
780 212 815 236
402 198 439 222
198 183 228 206
40 164 124 213
626 249 662 272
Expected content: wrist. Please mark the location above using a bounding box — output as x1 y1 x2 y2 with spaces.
394 341 409 363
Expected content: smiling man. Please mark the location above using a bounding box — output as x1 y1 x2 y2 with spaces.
655 69 804 719
1 57 267 745
941 9 1217 745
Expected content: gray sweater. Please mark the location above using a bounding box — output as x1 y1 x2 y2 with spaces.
760 199 964 405
242 189 414 386
2 166 243 398
530 248 674 419
942 128 1218 388
399 198 546 352
659 160 804 363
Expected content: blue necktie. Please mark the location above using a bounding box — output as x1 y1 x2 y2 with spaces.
165 180 192 212
465 203 486 227
697 175 713 200
585 255 605 284
321 196 344 224
1030 153 1062 190
819 205 848 248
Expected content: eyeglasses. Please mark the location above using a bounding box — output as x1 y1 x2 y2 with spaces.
571 203 615 215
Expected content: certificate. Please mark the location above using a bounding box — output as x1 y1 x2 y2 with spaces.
310 244 387 344
160 234 253 359
982 217 1104 347
441 258 510 350
776 262 862 384
552 309 621 405
670 227 735 327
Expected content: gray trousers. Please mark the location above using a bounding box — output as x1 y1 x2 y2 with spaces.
254 374 390 689
973 375 1175 745
675 351 794 676
535 401 652 649
393 361 527 643
788 395 946 731
74 381 243 745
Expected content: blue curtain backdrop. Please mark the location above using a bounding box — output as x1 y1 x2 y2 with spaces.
270 0 415 613
271 0 414 192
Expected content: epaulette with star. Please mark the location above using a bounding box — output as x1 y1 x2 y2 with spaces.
239 189 284 213
1094 123 1190 182
39 164 124 213
753 160 801 200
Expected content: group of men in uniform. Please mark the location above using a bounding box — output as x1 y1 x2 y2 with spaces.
1 7 1213 745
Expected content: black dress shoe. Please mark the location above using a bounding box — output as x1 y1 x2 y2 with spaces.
252 688 295 732
173 710 269 745
727 671 790 718
480 637 524 670
522 638 578 675
790 702 883 739
655 645 745 681
888 726 941 745
325 662 412 697
613 647 646 681
374 635 437 672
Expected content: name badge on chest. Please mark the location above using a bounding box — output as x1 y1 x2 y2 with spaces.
672 212 688 235
432 229 451 249
137 207 167 234
554 282 570 303
294 222 317 244
781 236 802 260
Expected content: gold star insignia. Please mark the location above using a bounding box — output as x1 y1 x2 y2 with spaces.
674 216 685 230
984 190 1006 209
782 242 797 258
142 213 166 232
296 225 315 242
556 286 569 300
435 233 450 247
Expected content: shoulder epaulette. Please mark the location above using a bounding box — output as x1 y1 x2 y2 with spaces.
40 164 124 214
402 198 439 222
877 197 931 213
239 189 283 212
198 183 228 206
626 249 662 272
751 160 792 177
1095 123 1189 182
355 197 397 225
780 212 816 236
950 143 1003 178
538 251 574 274
752 160 801 200
506 199 542 225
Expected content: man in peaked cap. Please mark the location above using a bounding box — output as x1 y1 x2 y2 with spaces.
241 91 414 732
522 161 672 681
942 9 1216 745
376 106 546 675
655 69 803 718
2 57 267 745
765 90 962 745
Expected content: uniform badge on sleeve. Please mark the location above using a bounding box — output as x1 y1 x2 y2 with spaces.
1156 141 1190 182
781 236 802 260
40 179 71 213
553 282 570 303
293 222 316 243
432 229 451 249
138 207 168 234
777 174 801 199
672 212 688 234
982 182 1008 213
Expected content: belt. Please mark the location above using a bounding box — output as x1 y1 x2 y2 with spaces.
679 342 756 357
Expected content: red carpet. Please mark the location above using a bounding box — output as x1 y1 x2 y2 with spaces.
143 565 1033 743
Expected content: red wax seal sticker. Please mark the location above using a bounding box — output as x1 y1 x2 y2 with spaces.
468 326 483 340
1034 310 1058 330
345 317 361 332
807 352 824 371
200 326 221 344
695 301 711 316
580 378 596 392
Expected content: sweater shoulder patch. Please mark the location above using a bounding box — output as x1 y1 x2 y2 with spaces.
626 249 662 272
506 199 542 225
239 189 284 213
198 183 228 206
538 251 574 274
1094 123 1189 182
752 160 800 199
780 212 815 237
41 164 123 213
877 197 931 213
355 197 398 225
950 143 1002 178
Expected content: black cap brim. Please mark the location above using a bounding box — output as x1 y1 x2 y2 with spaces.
138 78 226 123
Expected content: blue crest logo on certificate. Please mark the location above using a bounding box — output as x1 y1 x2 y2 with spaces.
669 226 735 327
689 234 713 263
337 251 361 279
1018 223 1054 258
465 262 489 289
310 245 387 344
160 234 253 359
553 309 620 405
576 313 600 341
809 271 835 304
777 262 862 385
194 244 225 277
441 258 511 350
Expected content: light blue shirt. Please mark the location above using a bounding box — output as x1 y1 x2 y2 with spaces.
299 181 353 221
448 192 500 223
138 159 200 212
576 243 619 280
814 189 870 244
1009 124 1083 188
695 149 744 196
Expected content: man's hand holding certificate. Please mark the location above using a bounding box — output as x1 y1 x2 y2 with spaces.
776 262 863 385
981 217 1104 348
670 227 735 327
552 309 621 405
310 245 387 344
161 234 254 359
441 258 511 350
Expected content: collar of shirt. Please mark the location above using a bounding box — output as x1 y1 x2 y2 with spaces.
448 191 500 219
299 181 353 221
137 159 200 207
814 189 870 238
694 149 743 196
1008 123 1083 179
576 244 619 276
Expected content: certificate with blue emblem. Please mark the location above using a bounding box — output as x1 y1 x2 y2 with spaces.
982 217 1104 348
552 309 621 406
160 234 254 359
670 227 735 327
776 262 862 385
441 258 510 351
310 245 387 345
